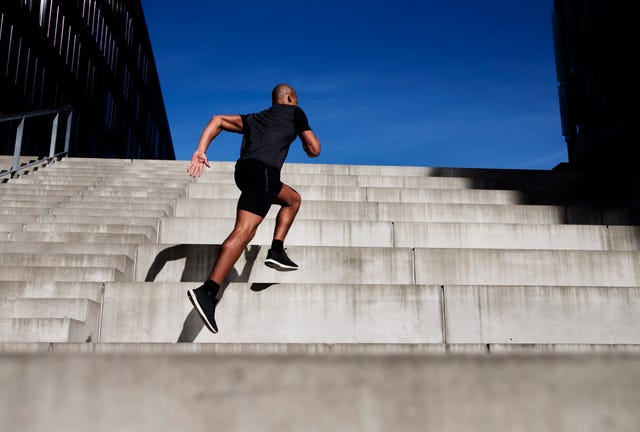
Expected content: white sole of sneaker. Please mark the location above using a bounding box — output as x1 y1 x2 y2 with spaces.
264 259 299 271
187 289 218 333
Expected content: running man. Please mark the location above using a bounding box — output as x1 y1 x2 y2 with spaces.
186 84 321 333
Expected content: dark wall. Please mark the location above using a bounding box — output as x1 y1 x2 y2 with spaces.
552 0 639 169
0 0 175 160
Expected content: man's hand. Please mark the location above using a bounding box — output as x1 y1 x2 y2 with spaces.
187 151 211 177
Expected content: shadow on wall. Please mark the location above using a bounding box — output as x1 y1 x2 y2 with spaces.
144 244 277 342
430 166 640 223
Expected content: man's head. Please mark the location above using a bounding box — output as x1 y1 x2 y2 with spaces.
272 83 298 106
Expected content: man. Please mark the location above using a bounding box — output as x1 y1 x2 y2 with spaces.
186 83 321 333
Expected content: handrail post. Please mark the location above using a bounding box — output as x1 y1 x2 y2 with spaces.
49 113 60 158
11 117 25 178
64 111 73 155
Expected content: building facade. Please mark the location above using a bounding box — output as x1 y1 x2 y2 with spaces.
0 0 175 159
552 0 638 169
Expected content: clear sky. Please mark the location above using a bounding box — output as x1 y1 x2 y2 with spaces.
141 0 566 170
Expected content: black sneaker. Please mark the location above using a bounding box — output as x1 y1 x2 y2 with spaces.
264 248 299 271
187 285 218 333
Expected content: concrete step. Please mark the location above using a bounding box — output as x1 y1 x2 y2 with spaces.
414 248 640 286
0 241 137 258
80 189 185 199
28 170 119 177
187 183 529 204
0 208 50 216
0 281 103 302
0 194 71 203
58 200 172 212
0 185 87 194
188 181 634 207
0 318 91 342
100 179 192 188
10 179 102 186
0 266 126 282
197 171 464 188
3 342 640 354
35 214 160 226
101 282 442 343
175 198 563 223
159 218 640 250
23 223 157 241
174 198 640 225
68 195 177 205
0 252 133 275
188 171 581 197
0 298 100 322
0 222 25 232
0 199 65 208
49 207 168 218
1 351 639 432
100 282 640 344
135 244 640 287
443 285 640 344
8 230 150 244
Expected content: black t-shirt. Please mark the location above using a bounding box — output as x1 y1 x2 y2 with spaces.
239 104 311 170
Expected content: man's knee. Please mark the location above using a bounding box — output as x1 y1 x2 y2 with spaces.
290 190 301 209
228 225 257 246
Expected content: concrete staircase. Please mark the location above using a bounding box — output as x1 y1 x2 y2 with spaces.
1 157 640 430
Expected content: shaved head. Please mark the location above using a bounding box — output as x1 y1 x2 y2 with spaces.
271 83 297 104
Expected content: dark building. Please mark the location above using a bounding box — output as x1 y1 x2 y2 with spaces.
552 0 639 169
0 0 175 159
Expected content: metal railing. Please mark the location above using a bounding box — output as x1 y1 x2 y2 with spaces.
0 106 74 179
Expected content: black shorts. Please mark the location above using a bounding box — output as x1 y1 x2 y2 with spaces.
234 158 283 217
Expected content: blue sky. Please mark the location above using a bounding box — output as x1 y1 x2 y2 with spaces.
141 0 566 169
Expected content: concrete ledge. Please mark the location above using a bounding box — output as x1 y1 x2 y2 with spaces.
2 342 640 355
3 342 640 355
0 281 103 302
22 223 157 241
394 222 634 250
0 253 132 275
0 241 138 258
175 199 568 223
59 200 172 211
36 214 161 226
0 318 89 342
0 222 24 232
0 208 50 216
0 194 72 202
444 285 640 344
0 299 100 339
8 231 150 244
50 207 168 218
136 245 415 284
0 266 125 282
415 249 640 286
160 218 639 250
101 282 443 343
2 353 640 431
160 218 394 247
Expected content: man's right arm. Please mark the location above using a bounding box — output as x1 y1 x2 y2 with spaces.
300 130 321 158
188 115 243 177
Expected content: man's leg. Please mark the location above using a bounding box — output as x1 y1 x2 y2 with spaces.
272 183 301 242
264 184 301 271
209 209 264 284
188 209 263 333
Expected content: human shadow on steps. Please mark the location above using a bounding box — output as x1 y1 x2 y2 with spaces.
143 244 276 342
